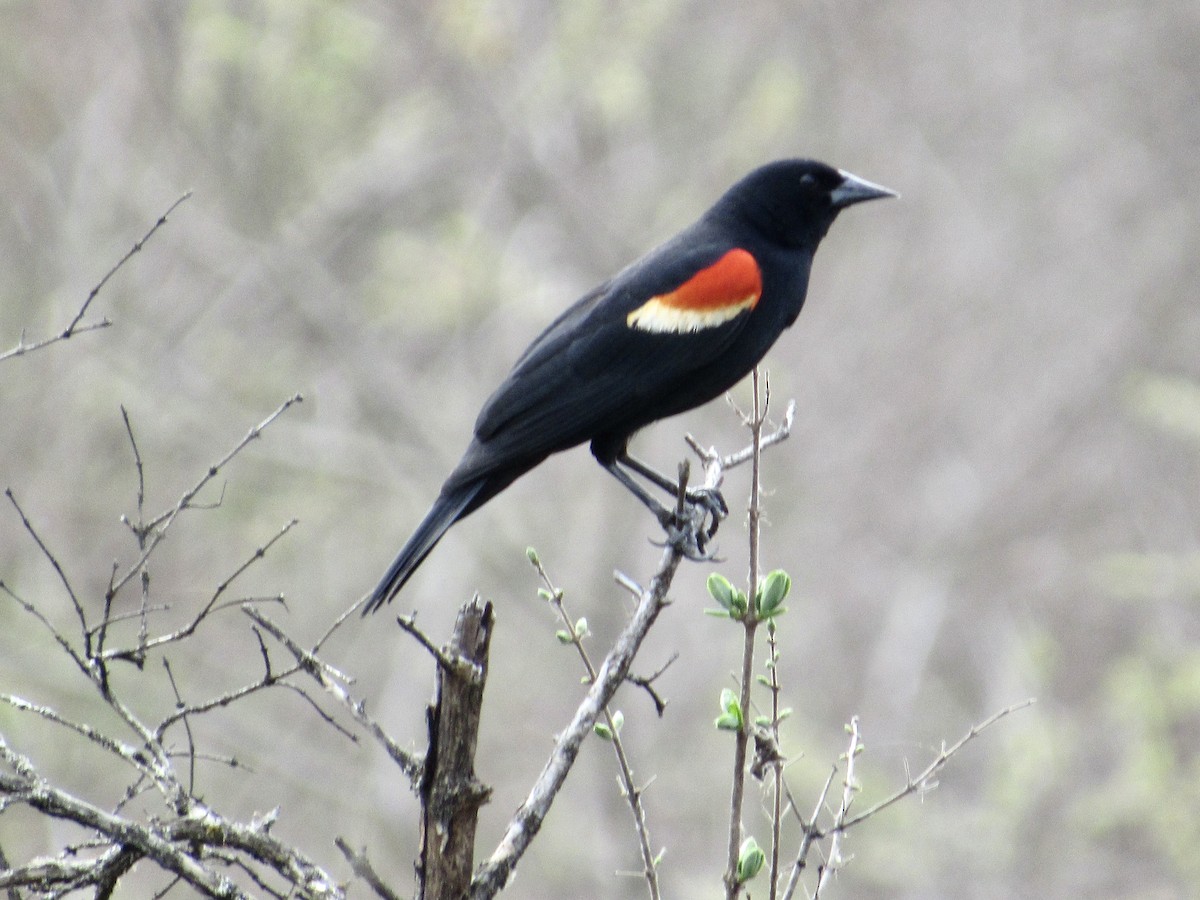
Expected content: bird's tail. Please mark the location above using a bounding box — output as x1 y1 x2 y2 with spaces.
363 480 484 615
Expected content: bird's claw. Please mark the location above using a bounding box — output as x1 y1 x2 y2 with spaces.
685 487 728 540
655 486 727 560
654 517 717 560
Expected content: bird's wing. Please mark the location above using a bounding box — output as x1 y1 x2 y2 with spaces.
462 236 764 476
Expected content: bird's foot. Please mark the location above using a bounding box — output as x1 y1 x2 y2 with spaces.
684 486 728 540
655 486 727 560
658 515 716 561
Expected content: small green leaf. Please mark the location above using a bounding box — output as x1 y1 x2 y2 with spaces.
707 573 737 611
753 714 773 727
609 710 624 734
756 569 791 617
736 836 765 883
538 588 554 602
705 608 734 618
574 617 589 638
715 688 744 731
756 674 772 687
594 721 613 740
704 573 747 618
555 630 573 644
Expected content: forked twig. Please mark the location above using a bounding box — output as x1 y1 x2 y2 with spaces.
0 192 192 363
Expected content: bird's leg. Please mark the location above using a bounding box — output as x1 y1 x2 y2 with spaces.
617 452 728 536
601 458 722 560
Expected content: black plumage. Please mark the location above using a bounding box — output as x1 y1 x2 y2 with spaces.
366 159 894 612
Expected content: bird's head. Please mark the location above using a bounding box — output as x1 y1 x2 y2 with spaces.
712 158 896 249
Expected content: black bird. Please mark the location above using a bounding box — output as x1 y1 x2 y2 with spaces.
366 159 894 613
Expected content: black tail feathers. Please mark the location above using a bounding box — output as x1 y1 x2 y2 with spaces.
363 481 483 615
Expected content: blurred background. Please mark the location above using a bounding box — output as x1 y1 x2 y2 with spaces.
2 1 1198 897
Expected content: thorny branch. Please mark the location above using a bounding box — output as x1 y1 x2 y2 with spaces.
840 699 1036 831
813 717 863 897
777 699 1036 900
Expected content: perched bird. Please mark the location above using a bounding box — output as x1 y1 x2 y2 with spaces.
366 159 894 613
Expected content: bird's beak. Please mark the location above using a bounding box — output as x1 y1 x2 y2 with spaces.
831 170 898 209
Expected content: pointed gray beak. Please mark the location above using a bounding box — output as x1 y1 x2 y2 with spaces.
830 170 898 209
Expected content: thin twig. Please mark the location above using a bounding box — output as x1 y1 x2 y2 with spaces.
107 394 303 602
70 192 193 334
0 694 148 775
161 659 197 795
840 699 1036 830
814 717 862 897
0 579 91 681
4 488 90 653
0 192 191 363
779 767 839 900
624 652 678 717
724 367 768 899
100 517 300 662
765 619 785 900
334 838 403 900
246 609 424 786
118 404 151 653
395 611 458 671
531 553 662 900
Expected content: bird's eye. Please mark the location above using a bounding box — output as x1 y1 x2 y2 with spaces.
799 173 816 187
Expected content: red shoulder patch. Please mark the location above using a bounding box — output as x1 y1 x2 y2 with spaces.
627 249 762 334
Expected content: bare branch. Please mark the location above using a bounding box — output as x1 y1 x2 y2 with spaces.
335 838 404 900
395 610 459 671
814 717 862 897
0 750 246 898
724 368 767 900
531 552 662 900
471 488 710 898
0 579 91 681
0 191 191 364
69 192 193 334
0 693 147 775
840 699 1036 830
780 768 839 900
4 488 90 652
687 397 796 475
245 608 424 786
101 518 299 662
106 394 303 603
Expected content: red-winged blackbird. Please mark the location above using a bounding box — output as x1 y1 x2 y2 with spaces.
366 159 894 613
